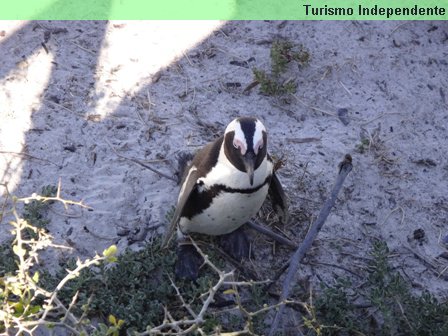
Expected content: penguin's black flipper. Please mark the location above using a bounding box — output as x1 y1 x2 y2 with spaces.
163 139 224 248
268 172 289 225
218 226 250 261
175 243 203 280
176 152 195 184
162 168 199 248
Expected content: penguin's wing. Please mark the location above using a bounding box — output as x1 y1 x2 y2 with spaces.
162 167 199 248
268 172 289 225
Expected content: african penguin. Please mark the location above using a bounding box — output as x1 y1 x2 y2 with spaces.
163 116 288 279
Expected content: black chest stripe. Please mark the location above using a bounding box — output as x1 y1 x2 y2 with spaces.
181 174 272 220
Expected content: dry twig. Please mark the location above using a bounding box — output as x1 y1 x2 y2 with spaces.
139 238 235 335
0 150 61 167
247 220 296 249
269 154 353 335
18 179 92 211
1 185 112 335
106 139 176 182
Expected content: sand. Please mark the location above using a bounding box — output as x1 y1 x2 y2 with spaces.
1 21 447 302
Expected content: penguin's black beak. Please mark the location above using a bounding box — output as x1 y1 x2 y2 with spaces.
243 152 256 185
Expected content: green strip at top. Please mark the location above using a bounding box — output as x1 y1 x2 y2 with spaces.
0 0 447 20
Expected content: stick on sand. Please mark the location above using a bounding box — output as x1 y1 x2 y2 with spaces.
269 154 353 336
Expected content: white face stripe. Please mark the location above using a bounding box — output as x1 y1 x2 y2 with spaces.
224 118 238 133
225 118 247 155
253 120 265 154
225 117 266 154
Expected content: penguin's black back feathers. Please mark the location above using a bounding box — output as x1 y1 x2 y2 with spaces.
180 136 223 184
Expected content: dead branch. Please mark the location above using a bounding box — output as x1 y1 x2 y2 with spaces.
106 139 177 182
3 186 110 336
268 154 353 336
0 150 61 167
138 238 235 335
247 220 296 249
17 178 92 211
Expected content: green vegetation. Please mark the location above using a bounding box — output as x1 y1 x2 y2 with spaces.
270 39 310 77
0 187 121 335
1 186 447 335
22 184 57 230
310 241 448 336
253 39 310 96
40 240 177 332
1 185 58 277
356 137 371 153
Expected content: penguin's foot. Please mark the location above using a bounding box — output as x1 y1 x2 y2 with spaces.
175 243 203 280
218 227 250 261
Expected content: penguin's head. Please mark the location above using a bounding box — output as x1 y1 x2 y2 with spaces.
223 117 268 185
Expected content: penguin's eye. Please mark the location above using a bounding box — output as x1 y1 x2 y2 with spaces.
233 139 242 150
233 139 246 154
254 139 263 154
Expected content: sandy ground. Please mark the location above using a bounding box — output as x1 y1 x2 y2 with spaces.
1 20 447 304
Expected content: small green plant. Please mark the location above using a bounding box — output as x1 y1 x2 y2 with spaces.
22 184 57 230
253 68 297 96
270 39 310 77
314 278 361 335
356 138 370 153
92 315 125 336
253 39 310 96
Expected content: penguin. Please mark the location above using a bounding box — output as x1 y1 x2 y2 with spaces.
163 116 288 280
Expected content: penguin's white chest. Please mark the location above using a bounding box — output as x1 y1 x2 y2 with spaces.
179 184 269 235
179 155 272 236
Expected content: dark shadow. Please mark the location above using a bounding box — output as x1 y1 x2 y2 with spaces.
0 20 109 190
0 0 112 78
